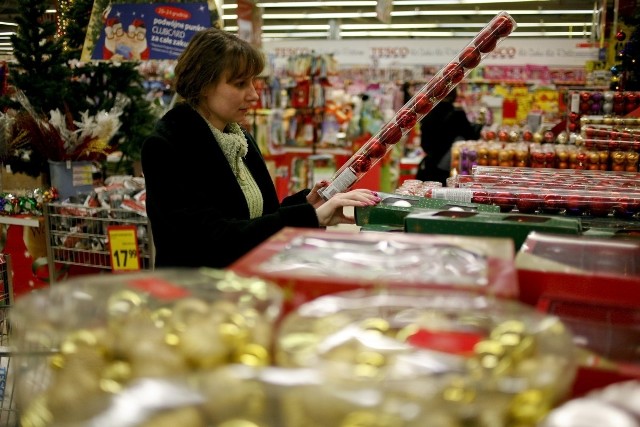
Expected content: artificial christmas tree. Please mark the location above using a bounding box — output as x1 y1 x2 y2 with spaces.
611 5 640 91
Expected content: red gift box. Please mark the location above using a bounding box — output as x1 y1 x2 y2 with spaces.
230 227 519 315
516 232 640 366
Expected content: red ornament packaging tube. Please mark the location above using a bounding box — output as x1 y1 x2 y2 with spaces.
319 11 517 200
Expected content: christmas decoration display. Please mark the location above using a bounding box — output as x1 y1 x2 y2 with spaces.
609 5 640 91
440 166 640 218
12 269 283 426
0 188 58 216
318 12 517 200
276 289 577 426
1 0 158 178
1 91 127 164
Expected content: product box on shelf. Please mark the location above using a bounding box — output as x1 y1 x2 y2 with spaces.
405 209 582 250
516 232 640 368
355 192 500 227
229 227 519 314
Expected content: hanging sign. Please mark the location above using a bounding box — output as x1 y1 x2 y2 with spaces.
107 226 141 272
83 2 211 61
376 0 393 24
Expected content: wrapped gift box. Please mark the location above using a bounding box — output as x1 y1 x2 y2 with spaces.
405 209 582 250
516 232 640 366
230 227 519 314
355 192 499 227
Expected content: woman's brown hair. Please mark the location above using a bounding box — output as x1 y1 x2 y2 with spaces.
173 28 265 106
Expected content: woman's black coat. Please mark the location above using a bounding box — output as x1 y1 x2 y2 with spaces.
141 103 319 268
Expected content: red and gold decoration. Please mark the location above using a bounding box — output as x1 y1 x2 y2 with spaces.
318 11 517 200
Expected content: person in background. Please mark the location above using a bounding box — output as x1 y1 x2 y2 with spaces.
142 28 380 269
416 87 481 185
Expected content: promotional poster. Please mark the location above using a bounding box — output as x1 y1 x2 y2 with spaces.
91 3 211 61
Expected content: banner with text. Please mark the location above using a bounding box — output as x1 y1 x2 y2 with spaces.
264 38 600 68
92 3 211 61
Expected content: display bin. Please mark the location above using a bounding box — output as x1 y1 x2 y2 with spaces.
516 232 640 367
355 192 500 227
44 203 154 283
230 227 519 315
405 209 582 250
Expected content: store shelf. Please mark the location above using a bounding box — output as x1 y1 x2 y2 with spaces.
44 203 154 283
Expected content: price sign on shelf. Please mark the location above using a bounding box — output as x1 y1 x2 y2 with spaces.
107 226 141 272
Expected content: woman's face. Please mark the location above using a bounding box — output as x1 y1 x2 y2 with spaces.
199 73 259 131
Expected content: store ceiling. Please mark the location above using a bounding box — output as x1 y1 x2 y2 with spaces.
0 0 622 59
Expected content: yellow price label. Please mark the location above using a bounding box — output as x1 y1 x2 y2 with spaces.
107 226 141 272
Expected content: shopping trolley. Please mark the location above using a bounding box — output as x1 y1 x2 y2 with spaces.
44 202 154 283
0 254 16 426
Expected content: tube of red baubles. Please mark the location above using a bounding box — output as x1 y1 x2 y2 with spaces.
319 11 517 200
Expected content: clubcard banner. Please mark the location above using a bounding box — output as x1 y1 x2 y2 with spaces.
264 38 600 68
92 3 211 61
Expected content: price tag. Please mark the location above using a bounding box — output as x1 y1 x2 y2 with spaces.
107 226 141 272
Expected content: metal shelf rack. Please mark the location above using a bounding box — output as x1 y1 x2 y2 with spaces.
44 203 154 283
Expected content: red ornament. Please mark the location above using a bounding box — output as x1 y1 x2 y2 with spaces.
429 77 450 100
616 30 626 41
613 92 625 103
491 191 516 212
471 190 491 204
491 15 515 38
580 91 591 102
395 108 418 129
543 131 555 144
541 193 565 214
522 130 533 142
613 196 640 218
565 194 588 215
442 62 465 85
366 139 388 159
579 102 591 113
458 46 482 69
475 30 499 53
378 123 403 145
515 192 541 214
350 154 372 174
589 196 612 217
412 91 436 114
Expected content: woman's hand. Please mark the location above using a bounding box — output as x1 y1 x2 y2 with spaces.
306 180 329 208
315 189 381 227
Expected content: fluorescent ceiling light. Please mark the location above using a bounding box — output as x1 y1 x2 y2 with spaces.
0 22 18 27
226 9 591 20
395 0 550 4
340 21 589 30
0 32 15 36
339 30 589 37
223 0 552 7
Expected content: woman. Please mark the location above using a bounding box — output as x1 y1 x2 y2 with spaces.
142 28 380 269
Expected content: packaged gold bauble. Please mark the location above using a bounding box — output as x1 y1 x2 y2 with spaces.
11 269 283 426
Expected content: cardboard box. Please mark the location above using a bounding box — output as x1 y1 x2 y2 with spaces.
355 192 499 227
516 232 640 366
230 227 519 314
405 210 582 250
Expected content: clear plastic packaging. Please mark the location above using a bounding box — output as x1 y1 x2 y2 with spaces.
441 166 640 217
276 288 577 425
229 227 520 305
11 268 283 426
541 380 640 427
319 12 517 200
